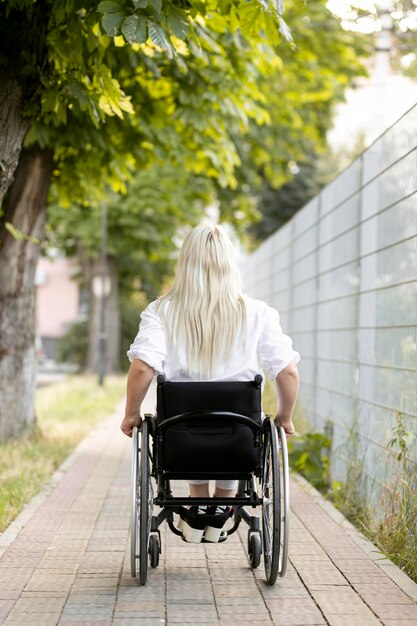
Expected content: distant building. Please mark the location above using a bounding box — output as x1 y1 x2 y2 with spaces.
35 256 84 360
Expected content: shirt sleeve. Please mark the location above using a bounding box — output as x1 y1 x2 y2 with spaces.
257 304 300 380
126 301 166 374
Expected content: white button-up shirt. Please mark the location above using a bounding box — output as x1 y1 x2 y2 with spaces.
127 296 300 382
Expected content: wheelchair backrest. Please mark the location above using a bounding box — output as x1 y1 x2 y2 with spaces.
154 375 263 477
156 374 263 423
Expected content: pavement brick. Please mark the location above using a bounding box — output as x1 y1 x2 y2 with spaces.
24 571 75 593
271 616 327 626
113 621 166 626
4 611 62 625
375 604 417 620
0 601 15 618
383 621 417 625
1 406 416 626
220 618 273 626
325 616 381 626
59 622 112 626
10 597 66 613
308 586 379 616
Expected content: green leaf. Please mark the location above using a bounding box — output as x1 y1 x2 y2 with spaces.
239 3 262 36
102 10 126 36
150 0 162 11
264 12 280 44
122 14 148 44
133 0 149 6
5 222 40 244
166 5 188 39
97 1 122 14
148 21 173 58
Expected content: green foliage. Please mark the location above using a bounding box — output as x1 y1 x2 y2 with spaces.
249 155 324 241
288 432 332 493
324 412 417 583
369 411 417 582
55 297 147 373
2 0 368 214
387 410 410 462
329 477 370 530
2 0 369 238
371 478 417 582
3 0 286 212
96 0 290 60
47 161 212 296
55 293 151 373
56 319 89 371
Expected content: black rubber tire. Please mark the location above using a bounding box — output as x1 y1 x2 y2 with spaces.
261 420 281 585
139 420 150 585
248 532 262 569
149 534 160 568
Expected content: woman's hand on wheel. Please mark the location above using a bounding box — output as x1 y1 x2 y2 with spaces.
274 416 295 438
120 414 142 438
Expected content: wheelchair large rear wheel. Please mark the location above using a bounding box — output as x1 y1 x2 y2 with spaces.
131 421 151 585
261 420 280 585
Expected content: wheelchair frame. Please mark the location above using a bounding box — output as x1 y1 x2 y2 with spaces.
130 387 290 586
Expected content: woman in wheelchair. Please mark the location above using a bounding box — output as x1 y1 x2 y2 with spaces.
120 224 299 583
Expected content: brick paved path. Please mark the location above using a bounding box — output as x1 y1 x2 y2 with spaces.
1 402 416 626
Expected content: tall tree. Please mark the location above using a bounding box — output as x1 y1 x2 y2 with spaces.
0 0 289 442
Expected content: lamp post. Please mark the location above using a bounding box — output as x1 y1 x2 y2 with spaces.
99 202 108 386
92 202 111 386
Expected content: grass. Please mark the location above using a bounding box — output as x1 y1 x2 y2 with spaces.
327 412 417 584
368 478 417 581
329 475 417 583
0 375 126 533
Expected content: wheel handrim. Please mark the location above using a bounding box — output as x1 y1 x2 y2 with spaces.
130 427 139 578
278 425 290 577
139 420 150 585
262 421 280 585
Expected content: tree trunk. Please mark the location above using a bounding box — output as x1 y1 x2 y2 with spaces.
0 148 53 443
84 257 121 377
0 75 31 207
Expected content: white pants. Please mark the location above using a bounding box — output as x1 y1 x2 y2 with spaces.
188 479 238 490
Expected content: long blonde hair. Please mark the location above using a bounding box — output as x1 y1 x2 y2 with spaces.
157 224 246 379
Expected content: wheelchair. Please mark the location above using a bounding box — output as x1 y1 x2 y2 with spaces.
130 374 290 586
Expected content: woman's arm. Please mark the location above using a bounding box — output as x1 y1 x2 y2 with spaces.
274 362 299 437
120 359 155 437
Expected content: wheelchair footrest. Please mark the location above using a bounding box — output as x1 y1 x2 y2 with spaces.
177 505 233 544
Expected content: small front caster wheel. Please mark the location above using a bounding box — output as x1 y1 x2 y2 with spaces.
248 531 262 569
149 534 160 568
